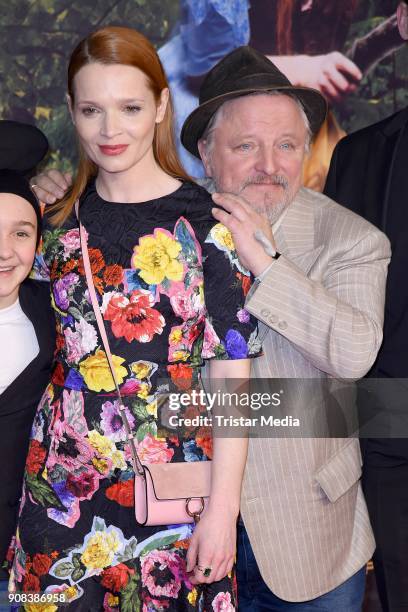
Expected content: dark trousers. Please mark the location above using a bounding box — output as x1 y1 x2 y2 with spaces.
236 522 365 611
363 463 408 611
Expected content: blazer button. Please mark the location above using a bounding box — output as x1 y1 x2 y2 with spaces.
269 314 279 325
278 320 288 330
261 309 270 317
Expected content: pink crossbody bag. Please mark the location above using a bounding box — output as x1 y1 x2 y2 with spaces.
76 202 211 525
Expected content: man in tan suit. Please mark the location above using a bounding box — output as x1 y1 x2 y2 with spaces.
181 46 391 610
31 47 390 610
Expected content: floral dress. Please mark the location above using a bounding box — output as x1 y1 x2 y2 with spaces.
9 181 261 611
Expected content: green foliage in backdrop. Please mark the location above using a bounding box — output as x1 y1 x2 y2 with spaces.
337 0 408 132
0 0 179 172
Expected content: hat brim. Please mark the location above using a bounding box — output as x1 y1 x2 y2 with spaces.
181 85 327 158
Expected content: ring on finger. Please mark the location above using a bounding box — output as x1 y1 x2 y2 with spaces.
197 565 212 578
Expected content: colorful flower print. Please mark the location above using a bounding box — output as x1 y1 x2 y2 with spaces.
136 434 174 464
48 422 95 473
100 400 135 443
59 228 81 259
170 289 204 321
104 290 165 343
209 224 235 251
119 378 148 397
196 429 213 459
123 269 156 296
140 549 184 599
23 572 40 592
88 431 127 470
100 563 135 592
202 320 224 359
80 530 122 570
182 440 203 462
223 329 248 359
132 229 183 285
79 350 127 392
26 440 47 475
170 350 189 362
65 369 84 390
105 478 134 507
16 184 250 610
130 360 157 380
187 589 198 606
247 328 263 356
236 272 251 297
64 318 98 364
206 224 249 275
174 217 201 268
143 595 171 611
47 482 80 528
44 583 84 606
103 592 120 610
77 247 105 276
103 264 124 287
65 471 99 501
168 363 193 391
212 591 235 611
53 273 79 311
32 553 53 577
24 602 58 612
169 328 183 345
237 308 250 323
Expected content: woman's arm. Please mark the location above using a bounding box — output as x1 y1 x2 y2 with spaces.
186 357 250 585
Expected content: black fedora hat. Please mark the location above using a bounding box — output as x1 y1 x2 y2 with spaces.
0 120 49 247
181 46 327 158
0 120 48 173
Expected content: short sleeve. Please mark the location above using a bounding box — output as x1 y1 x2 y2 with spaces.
202 222 262 360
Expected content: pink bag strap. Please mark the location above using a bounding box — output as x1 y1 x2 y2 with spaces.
75 200 144 476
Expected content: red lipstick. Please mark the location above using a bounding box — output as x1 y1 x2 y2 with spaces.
99 144 128 156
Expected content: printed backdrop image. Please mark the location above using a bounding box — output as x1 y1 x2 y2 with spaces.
0 0 407 189
0 1 407 610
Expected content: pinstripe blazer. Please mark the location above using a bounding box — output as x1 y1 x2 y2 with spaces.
240 187 391 601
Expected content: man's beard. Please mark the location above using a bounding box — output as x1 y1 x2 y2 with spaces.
213 173 295 224
237 174 294 224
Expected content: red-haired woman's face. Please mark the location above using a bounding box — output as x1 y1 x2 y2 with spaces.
69 63 168 177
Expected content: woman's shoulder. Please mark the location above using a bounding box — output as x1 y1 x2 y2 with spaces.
42 207 77 233
172 180 216 223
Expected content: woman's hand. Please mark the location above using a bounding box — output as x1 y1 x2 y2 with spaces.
186 505 237 585
186 359 249 584
30 169 72 204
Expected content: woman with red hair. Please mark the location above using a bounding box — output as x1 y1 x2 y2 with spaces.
9 26 259 609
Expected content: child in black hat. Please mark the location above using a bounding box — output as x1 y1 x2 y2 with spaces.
0 121 55 580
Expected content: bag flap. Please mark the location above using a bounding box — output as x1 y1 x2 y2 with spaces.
145 461 211 500
314 440 362 503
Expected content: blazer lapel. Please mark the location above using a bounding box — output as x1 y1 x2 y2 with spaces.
254 189 323 344
275 188 324 274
